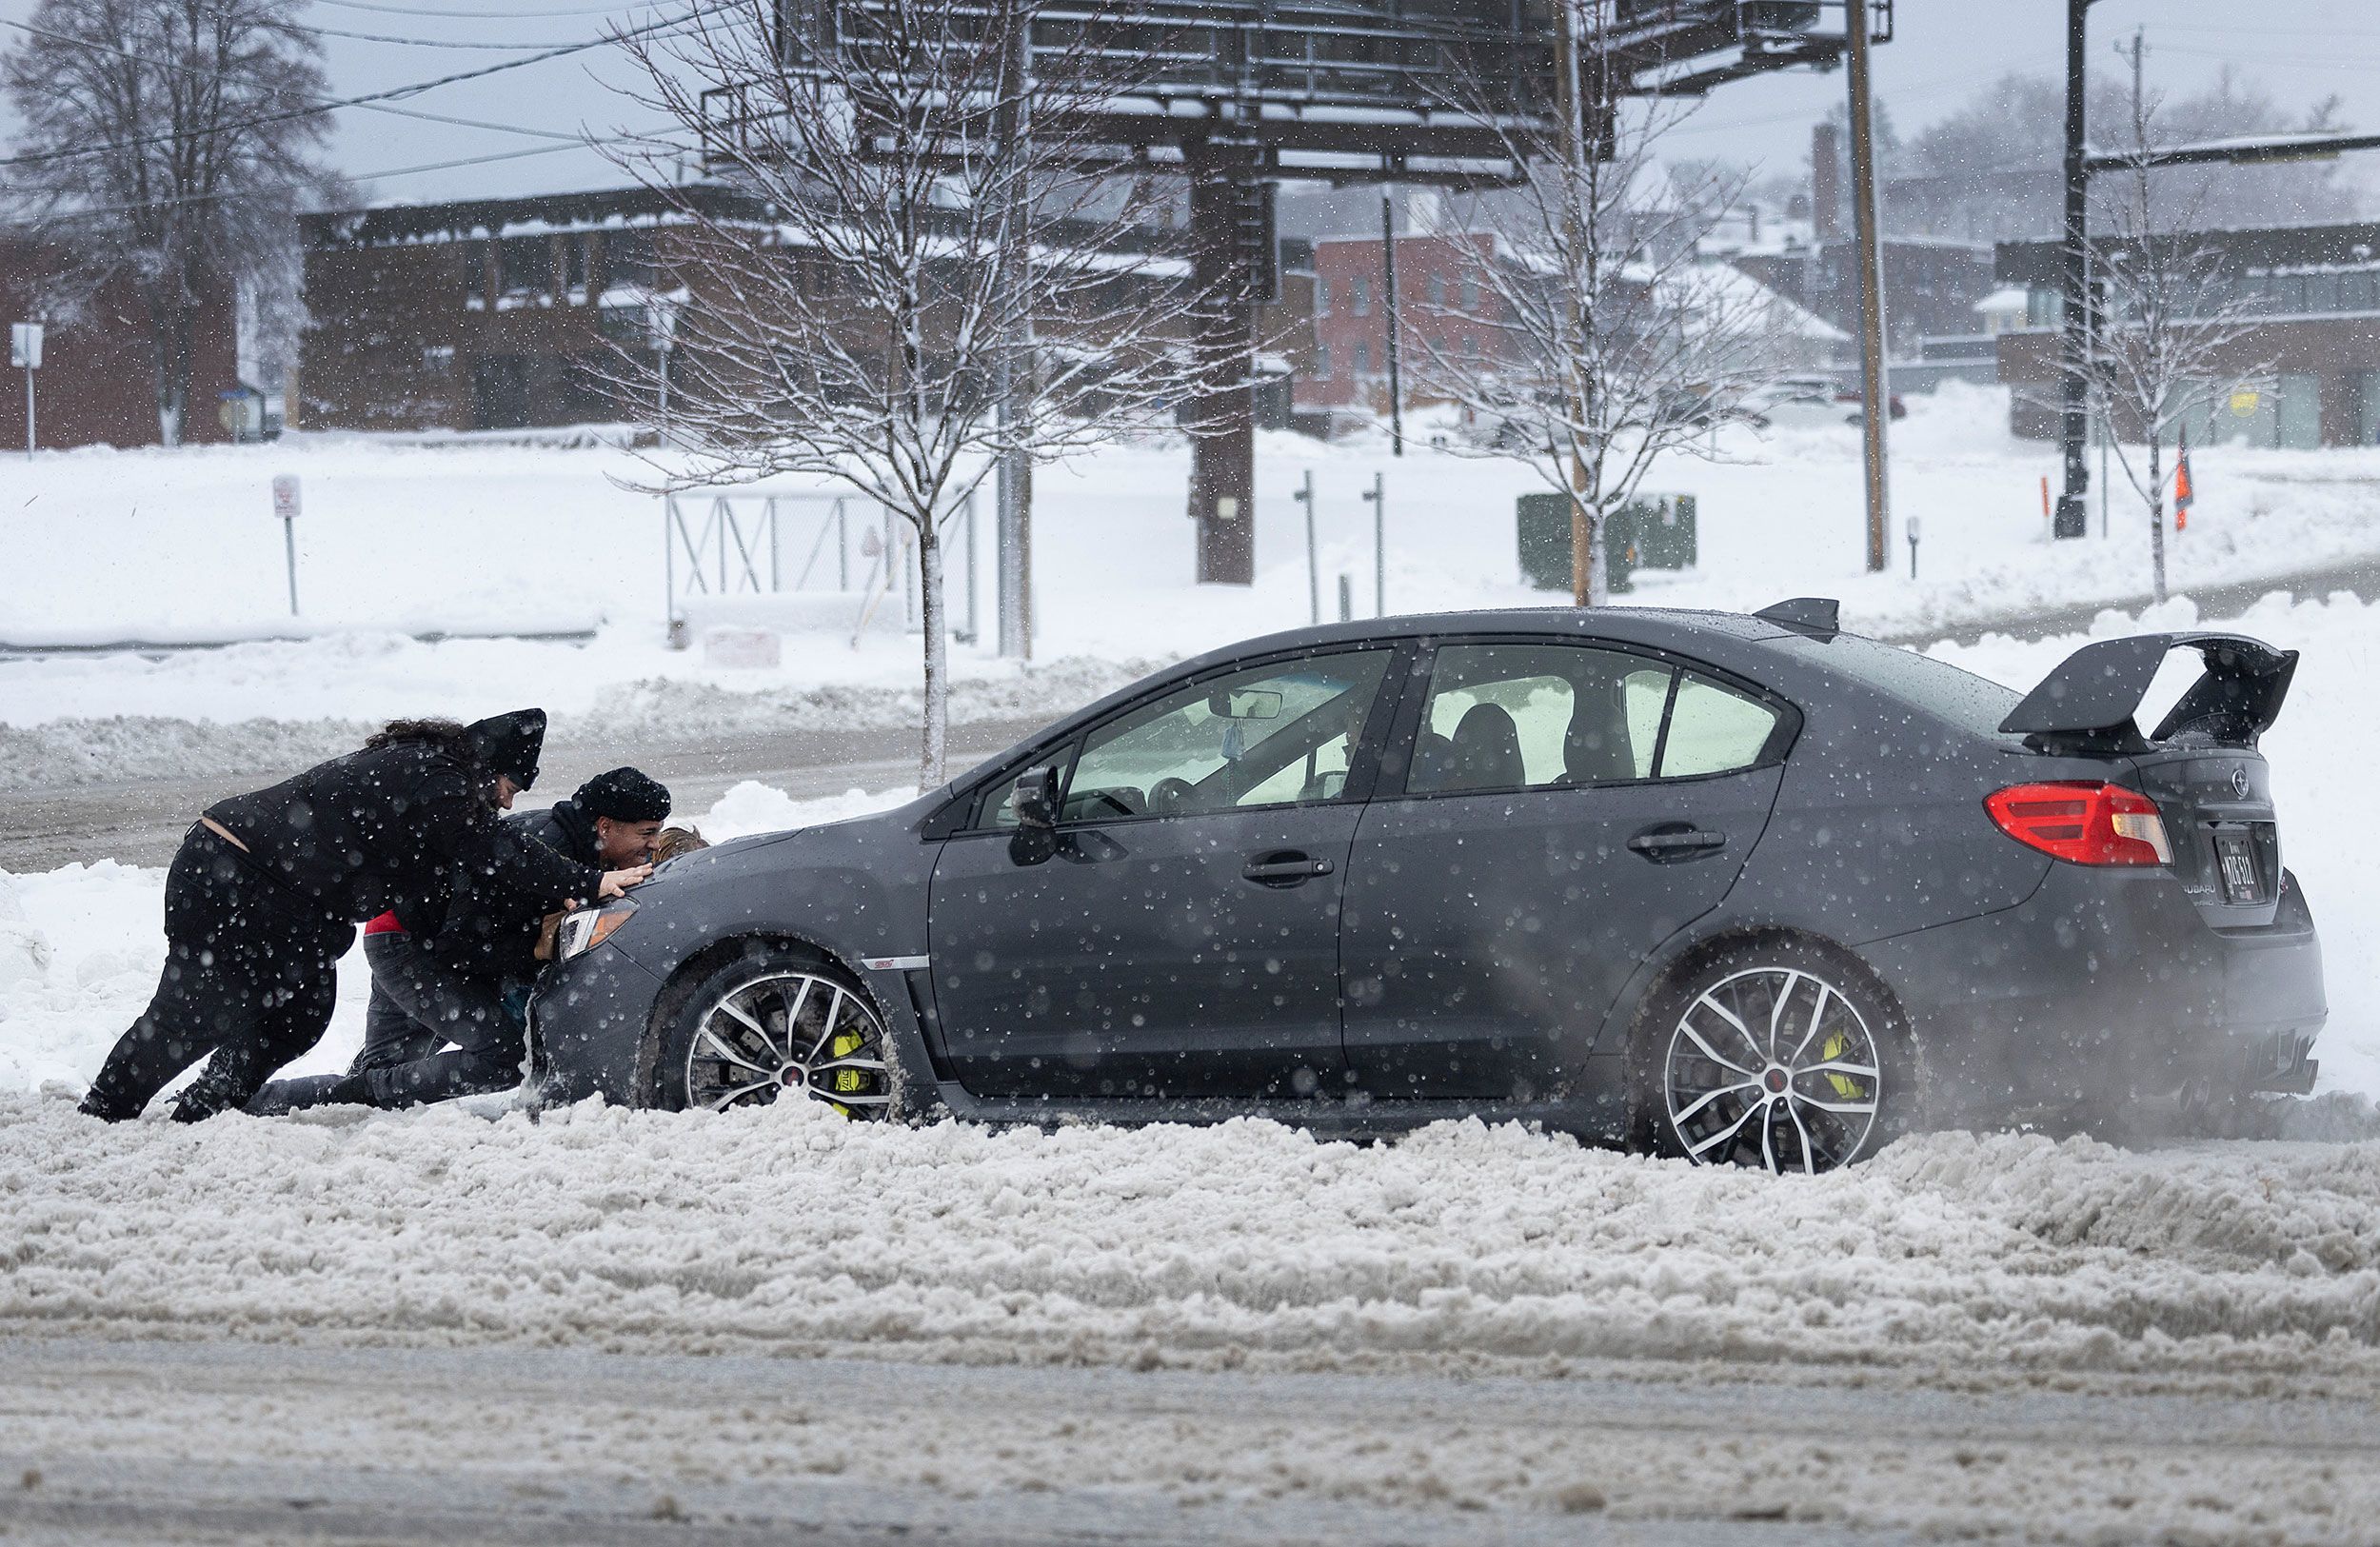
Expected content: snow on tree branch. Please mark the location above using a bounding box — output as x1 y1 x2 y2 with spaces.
2067 79 2272 606
1405 0 1793 607
602 0 1231 787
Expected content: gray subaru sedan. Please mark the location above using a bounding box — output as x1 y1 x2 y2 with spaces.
527 600 2325 1173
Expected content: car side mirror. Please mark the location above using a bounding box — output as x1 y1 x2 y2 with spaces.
1008 765 1060 866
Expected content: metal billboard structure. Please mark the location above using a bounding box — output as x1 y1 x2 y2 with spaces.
727 0 1887 589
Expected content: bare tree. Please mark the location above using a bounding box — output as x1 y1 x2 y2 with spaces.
606 0 1222 789
2073 85 2267 605
1411 3 1788 607
1 0 337 445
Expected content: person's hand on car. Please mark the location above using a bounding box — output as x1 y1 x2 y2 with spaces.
597 864 653 901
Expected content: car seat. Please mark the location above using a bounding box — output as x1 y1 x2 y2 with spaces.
1430 703 1526 792
1561 676 1637 783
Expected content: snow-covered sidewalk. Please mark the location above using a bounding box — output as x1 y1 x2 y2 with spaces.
10 384 2380 793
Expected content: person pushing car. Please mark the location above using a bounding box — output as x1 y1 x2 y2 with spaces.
247 765 673 1114
77 709 651 1123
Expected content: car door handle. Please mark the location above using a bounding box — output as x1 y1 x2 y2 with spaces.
1626 826 1727 861
1243 853 1334 885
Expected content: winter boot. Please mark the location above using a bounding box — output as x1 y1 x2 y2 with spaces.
242 1073 369 1117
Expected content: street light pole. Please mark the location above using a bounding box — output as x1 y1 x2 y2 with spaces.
1844 0 1891 572
2053 0 2094 541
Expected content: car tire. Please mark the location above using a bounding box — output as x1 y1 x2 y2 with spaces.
1636 939 1917 1173
648 942 908 1120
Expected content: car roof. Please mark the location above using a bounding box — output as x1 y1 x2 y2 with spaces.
1167 605 1797 671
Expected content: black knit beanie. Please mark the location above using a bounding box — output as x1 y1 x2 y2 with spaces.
466 708 546 789
575 765 671 823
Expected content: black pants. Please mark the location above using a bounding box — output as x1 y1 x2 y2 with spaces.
352 931 528 1106
249 932 527 1113
80 826 350 1123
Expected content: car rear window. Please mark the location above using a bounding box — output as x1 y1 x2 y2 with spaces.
1767 633 2021 740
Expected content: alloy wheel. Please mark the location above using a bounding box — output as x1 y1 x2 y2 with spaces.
1662 966 1880 1173
684 970 893 1117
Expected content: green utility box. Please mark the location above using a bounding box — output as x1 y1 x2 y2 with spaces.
1517 492 1697 594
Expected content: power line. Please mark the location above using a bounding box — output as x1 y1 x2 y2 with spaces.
301 25 596 50
0 13 613 152
0 4 727 170
2154 42 2380 75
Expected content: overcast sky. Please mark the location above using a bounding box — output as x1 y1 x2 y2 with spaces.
1 0 2377 210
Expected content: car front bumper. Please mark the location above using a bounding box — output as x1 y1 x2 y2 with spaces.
1860 863 2326 1118
525 942 667 1109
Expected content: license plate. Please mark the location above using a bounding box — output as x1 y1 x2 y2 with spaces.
2214 831 2264 903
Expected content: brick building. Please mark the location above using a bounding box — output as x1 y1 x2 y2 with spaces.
2 232 241 451
296 186 734 433
1994 221 2380 448
300 184 1207 436
1299 231 1505 417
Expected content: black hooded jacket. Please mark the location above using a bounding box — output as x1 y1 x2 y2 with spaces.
205 737 604 926
426 798 604 979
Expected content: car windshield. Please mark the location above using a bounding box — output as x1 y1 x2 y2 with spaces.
1768 633 2022 740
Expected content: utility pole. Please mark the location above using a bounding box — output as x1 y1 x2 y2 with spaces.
1844 0 1891 573
2119 28 2146 137
994 0 1035 655
1380 187 1403 456
2053 0 2095 541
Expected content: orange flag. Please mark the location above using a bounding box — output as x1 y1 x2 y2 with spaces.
2173 430 2194 533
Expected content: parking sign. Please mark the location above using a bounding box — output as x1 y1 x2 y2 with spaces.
9 322 39 370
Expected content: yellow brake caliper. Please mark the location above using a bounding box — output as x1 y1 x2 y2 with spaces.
1819 1030 1868 1101
826 1029 869 1111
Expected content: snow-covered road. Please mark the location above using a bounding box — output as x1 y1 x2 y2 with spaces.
7 1333 2375 1546
6 1094 2380 1543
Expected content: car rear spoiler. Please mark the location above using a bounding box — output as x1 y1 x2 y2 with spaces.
1997 632 2297 753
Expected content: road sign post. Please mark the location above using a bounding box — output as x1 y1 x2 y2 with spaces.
271 474 302 616
1292 469 1318 625
1359 471 1385 616
10 322 41 461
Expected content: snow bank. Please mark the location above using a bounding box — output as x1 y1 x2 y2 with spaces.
0 650 1148 791
6 1088 2380 1387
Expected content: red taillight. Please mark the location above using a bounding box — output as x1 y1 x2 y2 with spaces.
1985 782 2173 866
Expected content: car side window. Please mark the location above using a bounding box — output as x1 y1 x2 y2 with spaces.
1402 643 1780 794
1408 644 1672 793
1657 673 1781 777
976 652 1392 828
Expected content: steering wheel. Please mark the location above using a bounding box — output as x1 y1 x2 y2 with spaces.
1147 777 1197 815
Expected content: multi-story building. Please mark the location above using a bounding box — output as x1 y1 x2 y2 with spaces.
297 185 725 433
1299 231 1507 418
300 184 1204 436
1994 221 2380 448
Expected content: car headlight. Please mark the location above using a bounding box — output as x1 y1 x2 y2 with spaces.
555 898 637 962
